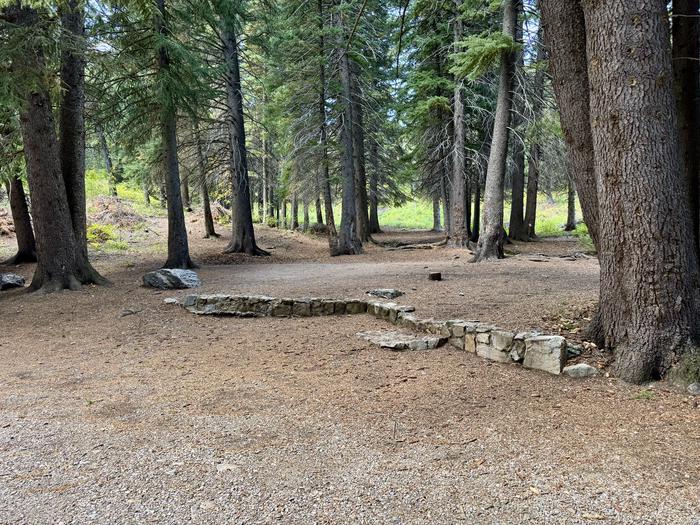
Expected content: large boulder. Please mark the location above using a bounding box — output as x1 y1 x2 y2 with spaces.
143 269 201 290
524 335 567 375
0 273 25 291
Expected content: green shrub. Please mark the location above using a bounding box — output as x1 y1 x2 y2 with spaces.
87 223 128 251
266 216 278 228
87 223 117 245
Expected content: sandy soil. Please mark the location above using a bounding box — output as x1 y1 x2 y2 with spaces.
1 219 698 524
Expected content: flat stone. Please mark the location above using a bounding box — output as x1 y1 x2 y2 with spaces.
143 269 201 290
448 336 465 350
476 332 511 363
0 273 25 291
183 294 274 316
271 299 294 317
687 383 700 396
367 289 404 299
345 300 368 314
357 330 447 351
524 335 567 375
292 300 311 317
491 330 515 351
563 363 599 378
464 333 477 353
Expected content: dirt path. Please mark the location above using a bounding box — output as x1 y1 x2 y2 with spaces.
1 224 698 523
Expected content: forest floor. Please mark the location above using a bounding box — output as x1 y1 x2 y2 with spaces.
1 216 699 524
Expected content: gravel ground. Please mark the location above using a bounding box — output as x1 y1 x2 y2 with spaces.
1 224 699 524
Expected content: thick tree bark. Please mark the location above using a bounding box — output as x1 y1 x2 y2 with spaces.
3 177 36 265
220 17 268 256
351 62 369 242
318 0 336 235
508 6 527 242
368 138 381 234
473 0 518 261
157 0 194 268
540 0 600 248
330 32 361 256
59 0 106 284
672 0 700 258
448 0 469 248
282 200 288 229
8 5 103 291
583 0 700 383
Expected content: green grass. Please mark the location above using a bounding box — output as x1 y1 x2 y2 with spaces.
86 169 166 218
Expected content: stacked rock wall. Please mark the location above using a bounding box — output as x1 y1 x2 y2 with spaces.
182 294 572 375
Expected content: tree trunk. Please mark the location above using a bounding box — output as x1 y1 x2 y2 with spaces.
143 180 151 205
368 139 381 234
448 0 469 247
583 0 700 383
181 171 192 212
193 121 218 238
432 196 441 231
3 177 36 265
473 0 518 261
508 6 527 242
351 62 369 242
59 0 106 284
330 26 361 256
220 16 268 256
98 125 117 197
303 201 310 232
157 0 194 268
292 193 299 229
282 200 288 229
318 0 336 235
524 142 539 239
441 172 450 235
672 0 700 258
564 177 576 231
540 1 600 249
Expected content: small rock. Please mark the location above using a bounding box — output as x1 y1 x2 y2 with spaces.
0 273 25 291
563 363 599 378
143 269 201 290
367 289 404 299
688 383 700 396
163 297 179 305
428 272 442 281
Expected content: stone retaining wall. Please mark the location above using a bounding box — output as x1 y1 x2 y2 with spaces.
182 294 572 375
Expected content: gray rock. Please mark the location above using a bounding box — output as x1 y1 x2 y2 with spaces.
143 269 201 290
509 339 526 363
476 332 512 363
357 330 447 351
567 343 584 358
524 335 567 375
0 273 25 291
183 294 274 316
367 289 404 299
687 383 700 396
563 363 599 378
